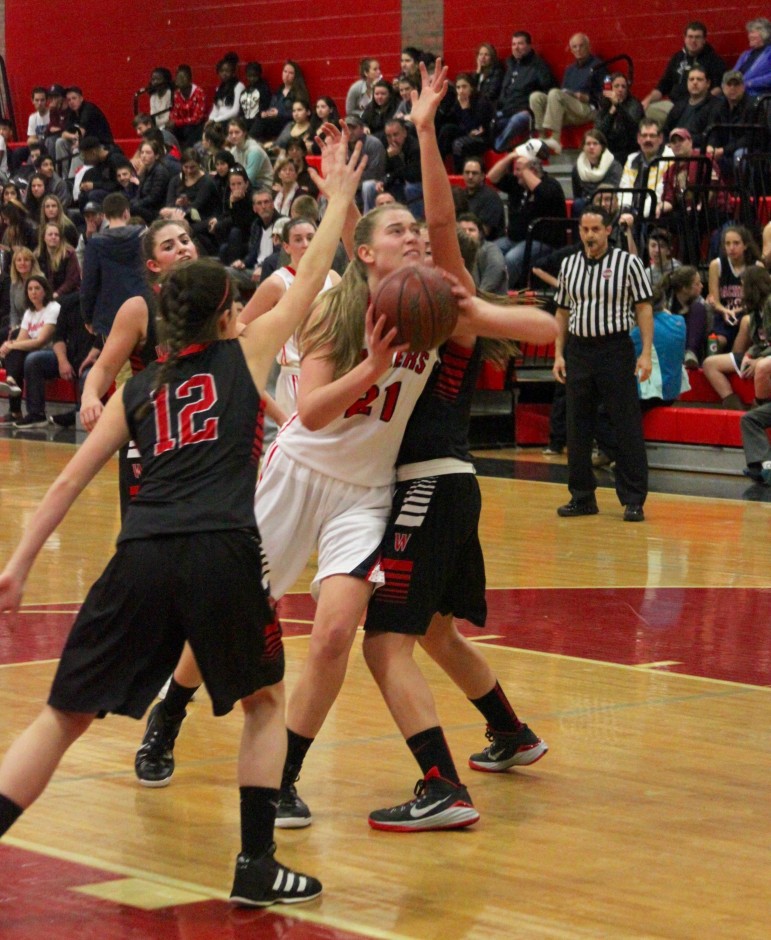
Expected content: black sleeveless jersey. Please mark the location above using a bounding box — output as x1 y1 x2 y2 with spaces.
118 339 264 541
129 294 163 376
396 339 482 466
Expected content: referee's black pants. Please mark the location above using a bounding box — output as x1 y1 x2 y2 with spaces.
565 332 648 506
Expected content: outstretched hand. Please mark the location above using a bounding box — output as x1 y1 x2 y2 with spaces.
409 59 449 129
308 121 367 203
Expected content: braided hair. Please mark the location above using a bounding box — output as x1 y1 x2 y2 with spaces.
152 258 233 400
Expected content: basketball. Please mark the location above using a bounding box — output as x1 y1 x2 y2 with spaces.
372 264 460 352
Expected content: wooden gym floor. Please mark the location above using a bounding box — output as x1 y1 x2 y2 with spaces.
0 432 769 939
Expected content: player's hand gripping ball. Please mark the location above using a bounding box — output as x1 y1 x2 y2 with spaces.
372 264 459 352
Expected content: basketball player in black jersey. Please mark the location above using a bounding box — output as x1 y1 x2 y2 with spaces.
0 125 366 905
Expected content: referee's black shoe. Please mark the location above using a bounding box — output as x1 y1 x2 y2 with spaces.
623 504 645 522
557 496 599 517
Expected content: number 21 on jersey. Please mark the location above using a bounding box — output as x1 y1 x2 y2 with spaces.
153 374 219 456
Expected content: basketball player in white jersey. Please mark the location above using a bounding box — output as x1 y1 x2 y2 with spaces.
239 217 340 415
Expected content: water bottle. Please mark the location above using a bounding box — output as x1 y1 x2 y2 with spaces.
707 333 719 356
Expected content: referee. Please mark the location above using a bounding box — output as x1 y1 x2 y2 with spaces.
552 205 653 522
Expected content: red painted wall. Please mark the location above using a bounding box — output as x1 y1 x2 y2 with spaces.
4 1 751 139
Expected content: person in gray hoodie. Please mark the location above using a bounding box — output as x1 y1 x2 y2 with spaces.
80 192 148 340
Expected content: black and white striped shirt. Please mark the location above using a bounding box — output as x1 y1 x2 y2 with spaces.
555 248 652 337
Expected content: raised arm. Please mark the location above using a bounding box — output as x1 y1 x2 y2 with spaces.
239 124 366 390
410 60 475 295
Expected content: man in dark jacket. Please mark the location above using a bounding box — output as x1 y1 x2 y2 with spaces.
641 21 726 126
489 150 567 288
80 193 148 340
705 71 760 179
493 31 555 151
55 86 114 177
77 137 124 211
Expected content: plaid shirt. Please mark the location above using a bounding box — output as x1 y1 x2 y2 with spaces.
170 84 207 127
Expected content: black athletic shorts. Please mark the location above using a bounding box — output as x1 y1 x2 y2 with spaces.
48 528 284 718
364 473 487 635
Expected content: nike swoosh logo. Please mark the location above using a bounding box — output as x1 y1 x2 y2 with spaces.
409 799 447 818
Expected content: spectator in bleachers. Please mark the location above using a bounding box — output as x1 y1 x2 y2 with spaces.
394 75 418 121
763 220 771 268
161 148 219 229
146 68 174 129
274 100 314 154
230 188 281 283
1 183 19 206
733 18 771 98
488 150 567 288
361 81 397 144
706 224 761 355
12 141 43 184
437 73 494 173
399 47 422 85
77 137 124 211
618 119 674 226
130 139 170 224
225 117 273 191
255 61 309 145
475 42 504 105
661 67 718 148
594 72 644 164
362 117 422 216
41 195 77 247
55 86 114 177
641 21 726 126
458 157 504 240
168 65 207 147
706 71 757 179
211 165 253 264
646 228 681 286
239 62 272 139
272 157 307 216
4 248 42 338
37 155 71 208
571 129 623 214
1 201 37 251
115 162 139 201
0 273 60 426
80 192 148 341
309 97 340 146
666 264 708 367
23 174 47 222
43 85 68 160
209 52 245 127
199 121 226 173
35 222 81 300
705 266 771 410
493 31 555 152
457 213 508 295
26 87 50 148
530 33 603 155
75 201 106 269
284 140 319 198
346 58 382 118
343 116 386 210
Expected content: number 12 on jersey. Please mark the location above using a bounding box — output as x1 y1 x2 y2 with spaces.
153 374 219 456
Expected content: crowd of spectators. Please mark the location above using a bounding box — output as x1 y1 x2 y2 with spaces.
0 17 770 430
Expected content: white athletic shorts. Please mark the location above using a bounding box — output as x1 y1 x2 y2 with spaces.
255 444 391 600
275 366 299 416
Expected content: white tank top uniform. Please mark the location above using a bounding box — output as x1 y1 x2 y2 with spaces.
255 348 438 599
273 266 335 414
